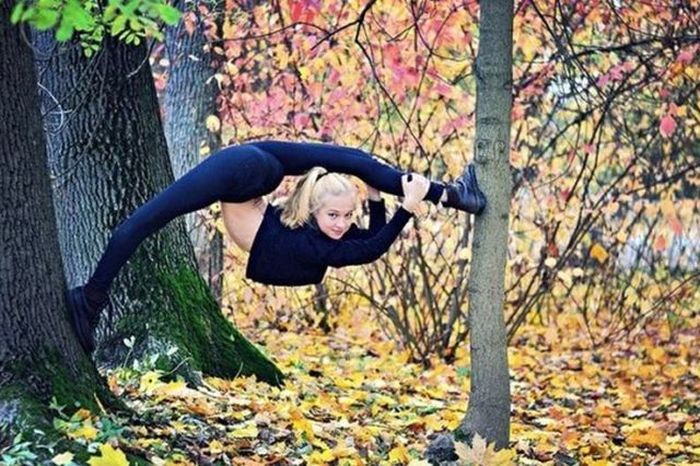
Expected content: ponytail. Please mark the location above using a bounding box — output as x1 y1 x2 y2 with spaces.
280 167 357 228
281 167 328 228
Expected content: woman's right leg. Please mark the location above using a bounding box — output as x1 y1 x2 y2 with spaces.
68 145 284 353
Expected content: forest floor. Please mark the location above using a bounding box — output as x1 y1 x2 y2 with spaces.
35 306 699 466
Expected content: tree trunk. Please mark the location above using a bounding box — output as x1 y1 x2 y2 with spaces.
163 0 224 303
35 34 283 385
456 0 513 448
0 1 118 442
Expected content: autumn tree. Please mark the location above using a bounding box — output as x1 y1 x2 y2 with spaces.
163 0 225 301
455 0 513 449
0 0 118 441
34 18 282 384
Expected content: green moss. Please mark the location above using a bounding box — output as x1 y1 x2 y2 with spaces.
107 263 284 385
0 385 53 437
7 350 106 414
52 355 122 412
0 362 133 463
155 265 285 385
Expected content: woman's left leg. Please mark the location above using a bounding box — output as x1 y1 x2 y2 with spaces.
86 145 283 294
249 140 446 203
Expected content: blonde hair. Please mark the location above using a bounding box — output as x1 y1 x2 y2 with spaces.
280 167 357 228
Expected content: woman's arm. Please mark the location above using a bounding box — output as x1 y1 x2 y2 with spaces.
366 185 386 233
298 174 425 268
315 207 413 268
343 198 387 240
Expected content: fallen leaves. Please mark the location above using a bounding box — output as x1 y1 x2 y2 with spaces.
455 434 517 465
87 444 129 466
45 303 699 465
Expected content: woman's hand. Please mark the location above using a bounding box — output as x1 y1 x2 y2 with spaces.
401 173 430 213
366 185 381 201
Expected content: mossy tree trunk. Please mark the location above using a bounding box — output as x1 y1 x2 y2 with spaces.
456 0 513 449
163 0 224 303
0 1 118 443
35 33 283 385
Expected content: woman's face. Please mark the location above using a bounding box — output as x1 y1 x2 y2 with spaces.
313 193 357 240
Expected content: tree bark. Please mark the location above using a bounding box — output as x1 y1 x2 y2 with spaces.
163 0 224 303
456 0 513 449
35 33 283 385
0 1 117 441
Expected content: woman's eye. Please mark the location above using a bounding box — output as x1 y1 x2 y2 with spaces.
329 213 337 218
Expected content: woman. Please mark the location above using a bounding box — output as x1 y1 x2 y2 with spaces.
66 140 486 353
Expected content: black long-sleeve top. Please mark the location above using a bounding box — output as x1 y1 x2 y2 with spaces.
245 199 413 286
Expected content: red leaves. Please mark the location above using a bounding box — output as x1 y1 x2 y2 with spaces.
676 44 698 66
659 115 676 138
659 103 679 138
289 0 320 23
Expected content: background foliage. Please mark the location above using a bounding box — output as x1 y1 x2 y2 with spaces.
159 0 700 363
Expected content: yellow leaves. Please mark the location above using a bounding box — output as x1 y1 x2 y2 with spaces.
621 419 667 448
594 401 615 418
184 398 216 416
307 448 336 463
517 33 542 62
229 422 259 438
222 17 236 39
307 445 358 464
648 346 666 364
388 444 410 463
454 434 516 466
298 65 311 81
432 58 466 82
625 427 667 447
273 43 290 69
582 459 611 466
207 439 224 454
334 372 365 389
290 408 316 441
423 414 446 432
87 444 129 466
68 423 98 441
74 408 92 420
51 452 75 465
86 284 700 466
590 243 608 263
205 115 220 133
139 371 162 393
153 380 188 398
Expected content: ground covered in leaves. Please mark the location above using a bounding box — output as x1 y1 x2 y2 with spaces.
8 308 699 465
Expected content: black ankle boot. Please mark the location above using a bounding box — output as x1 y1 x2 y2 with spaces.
65 286 107 354
443 164 487 214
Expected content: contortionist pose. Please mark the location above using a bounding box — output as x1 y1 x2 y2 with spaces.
66 140 487 353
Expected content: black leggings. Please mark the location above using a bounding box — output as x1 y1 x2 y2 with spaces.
87 141 445 291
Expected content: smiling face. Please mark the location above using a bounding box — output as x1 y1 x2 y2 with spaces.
313 193 357 240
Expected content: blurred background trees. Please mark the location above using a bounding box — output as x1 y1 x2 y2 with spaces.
177 0 698 360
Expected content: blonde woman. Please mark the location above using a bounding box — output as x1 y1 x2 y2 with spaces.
66 140 486 353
